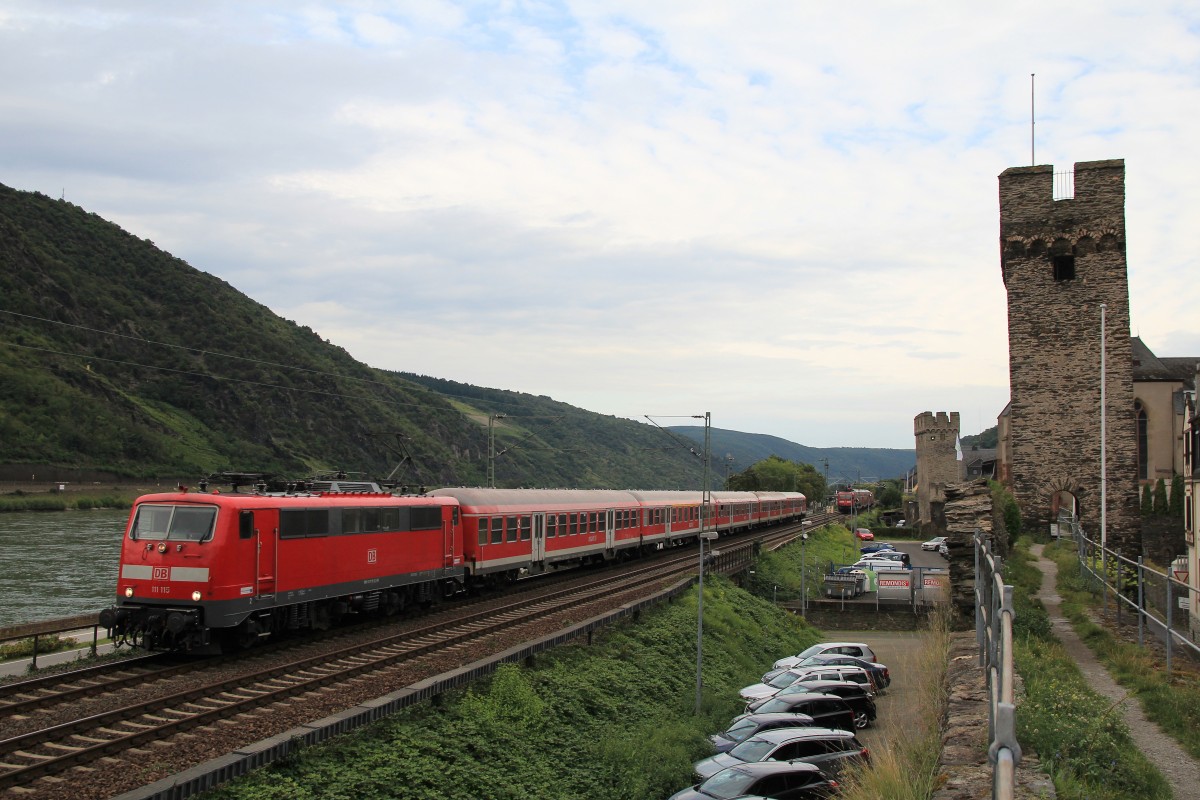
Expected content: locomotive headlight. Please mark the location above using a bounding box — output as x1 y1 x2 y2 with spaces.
191 590 202 601
125 587 134 598
157 542 168 553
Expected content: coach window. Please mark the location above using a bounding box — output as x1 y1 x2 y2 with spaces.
342 508 361 534
362 508 381 533
478 518 489 546
491 516 503 544
546 516 556 537
569 513 578 535
520 516 531 540
589 512 598 532
506 516 518 542
380 507 400 532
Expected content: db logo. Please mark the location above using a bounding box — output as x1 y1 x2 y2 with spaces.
153 567 170 581
367 549 378 564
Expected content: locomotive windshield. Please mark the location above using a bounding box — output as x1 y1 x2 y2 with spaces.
131 504 217 542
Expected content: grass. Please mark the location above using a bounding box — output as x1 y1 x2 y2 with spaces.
0 491 133 512
1044 539 1200 761
1005 540 1172 799
0 634 75 661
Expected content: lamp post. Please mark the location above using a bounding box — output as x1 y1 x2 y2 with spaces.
800 532 809 615
696 411 712 715
487 413 506 488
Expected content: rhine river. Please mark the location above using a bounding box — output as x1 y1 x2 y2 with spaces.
0 509 128 628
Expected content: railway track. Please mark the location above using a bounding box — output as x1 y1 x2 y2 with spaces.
0 518 817 798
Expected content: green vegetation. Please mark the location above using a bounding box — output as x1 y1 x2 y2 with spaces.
0 634 73 662
1005 541 1172 799
990 480 1021 541
1045 541 1200 761
0 491 131 513
745 522 866 603
200 576 823 800
724 455 826 500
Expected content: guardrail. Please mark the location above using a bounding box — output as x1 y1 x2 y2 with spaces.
974 528 1021 799
1072 529 1200 676
0 613 103 668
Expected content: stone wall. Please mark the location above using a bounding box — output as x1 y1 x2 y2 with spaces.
999 159 1142 559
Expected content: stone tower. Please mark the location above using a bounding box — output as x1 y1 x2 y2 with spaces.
914 411 960 527
999 159 1141 557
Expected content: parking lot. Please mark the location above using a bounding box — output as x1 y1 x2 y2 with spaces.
832 630 935 749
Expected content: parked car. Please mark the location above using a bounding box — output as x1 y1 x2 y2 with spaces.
938 542 949 558
737 692 857 732
922 536 947 551
852 557 911 571
693 727 870 781
667 760 840 800
867 550 911 567
709 712 818 753
746 680 878 728
774 654 890 691
895 518 906 527
853 528 873 540
773 642 879 666
742 665 875 702
859 542 895 554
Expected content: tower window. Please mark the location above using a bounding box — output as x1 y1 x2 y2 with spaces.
1052 254 1076 281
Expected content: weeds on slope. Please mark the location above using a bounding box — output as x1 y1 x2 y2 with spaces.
1045 540 1200 761
1007 541 1171 800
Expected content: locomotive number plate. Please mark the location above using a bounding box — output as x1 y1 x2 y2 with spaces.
153 567 170 581
367 548 378 563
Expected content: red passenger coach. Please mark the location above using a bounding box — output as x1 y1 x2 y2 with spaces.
101 485 463 652
428 488 646 582
101 482 806 653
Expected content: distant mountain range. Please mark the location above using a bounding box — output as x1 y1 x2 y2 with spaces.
0 182 913 489
668 427 914 486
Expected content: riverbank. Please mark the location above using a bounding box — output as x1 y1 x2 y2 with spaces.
0 480 179 512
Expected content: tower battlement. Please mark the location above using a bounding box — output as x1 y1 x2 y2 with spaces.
914 411 960 437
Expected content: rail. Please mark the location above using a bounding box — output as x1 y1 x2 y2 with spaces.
0 614 103 668
1072 528 1200 675
974 528 1021 799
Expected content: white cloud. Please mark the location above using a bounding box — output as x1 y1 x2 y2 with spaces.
1 0 1197 451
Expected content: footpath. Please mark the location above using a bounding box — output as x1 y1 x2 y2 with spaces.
1030 543 1200 800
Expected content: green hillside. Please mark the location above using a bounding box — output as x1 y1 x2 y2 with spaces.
0 182 911 490
0 183 704 489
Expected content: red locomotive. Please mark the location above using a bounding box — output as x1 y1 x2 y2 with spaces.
100 479 805 652
835 488 873 514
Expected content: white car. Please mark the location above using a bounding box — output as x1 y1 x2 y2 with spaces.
770 642 878 671
922 536 947 551
895 519 906 527
741 665 875 703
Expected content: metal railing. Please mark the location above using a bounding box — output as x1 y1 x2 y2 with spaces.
1073 529 1200 676
975 528 1021 799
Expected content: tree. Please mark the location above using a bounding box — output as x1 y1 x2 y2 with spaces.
725 456 826 502
1170 474 1185 517
1152 478 1169 516
1141 483 1153 516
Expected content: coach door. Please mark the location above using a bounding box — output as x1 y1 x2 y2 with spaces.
605 509 615 554
531 513 546 565
253 509 278 598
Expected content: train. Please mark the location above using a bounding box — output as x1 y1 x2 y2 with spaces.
98 478 805 653
835 488 873 514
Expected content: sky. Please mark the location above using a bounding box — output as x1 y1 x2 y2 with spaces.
2 2 1198 450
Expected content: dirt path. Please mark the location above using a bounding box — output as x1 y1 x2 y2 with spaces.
1031 543 1200 799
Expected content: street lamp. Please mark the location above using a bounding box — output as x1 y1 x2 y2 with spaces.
800 532 809 615
696 411 712 715
488 413 506 488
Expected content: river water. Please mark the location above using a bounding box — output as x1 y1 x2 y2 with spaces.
0 509 129 628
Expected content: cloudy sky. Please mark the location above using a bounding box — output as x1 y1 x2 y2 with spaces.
3 2 1198 449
